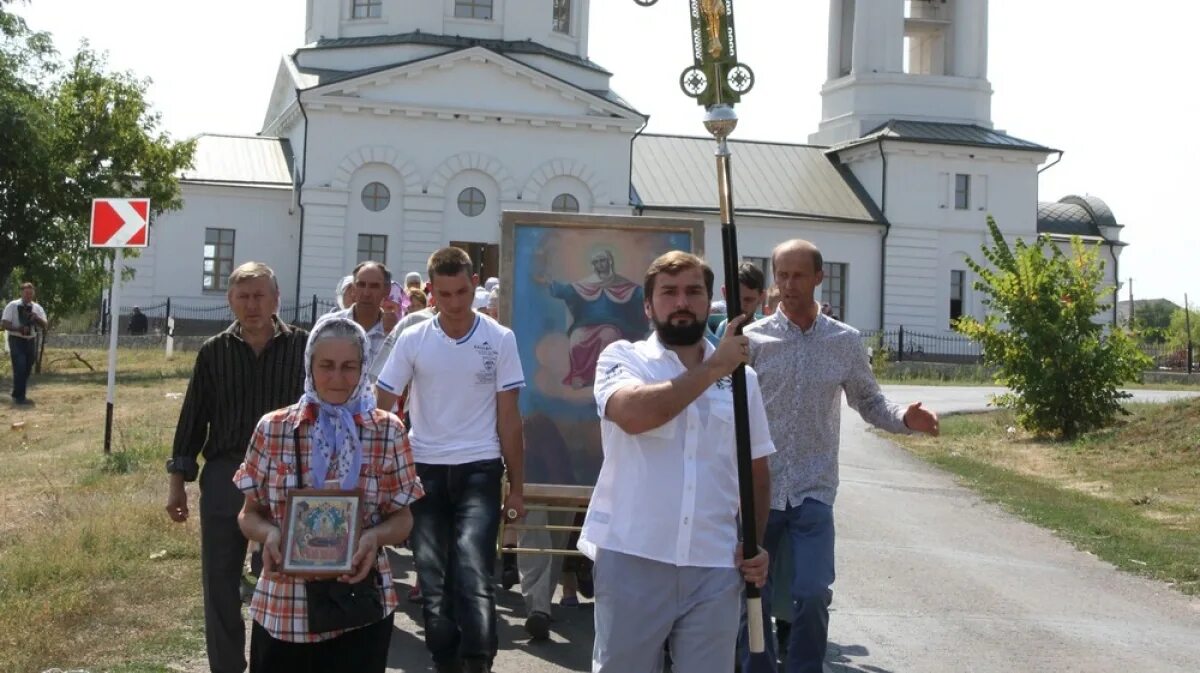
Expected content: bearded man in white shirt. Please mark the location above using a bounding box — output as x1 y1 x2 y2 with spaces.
578 250 774 673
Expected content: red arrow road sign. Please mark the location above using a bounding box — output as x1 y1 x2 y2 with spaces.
90 198 150 248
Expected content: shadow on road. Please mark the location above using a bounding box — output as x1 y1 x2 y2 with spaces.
826 641 897 673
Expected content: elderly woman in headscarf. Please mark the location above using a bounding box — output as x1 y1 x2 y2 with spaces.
234 314 423 672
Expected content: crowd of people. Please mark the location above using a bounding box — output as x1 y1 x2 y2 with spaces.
0 235 941 672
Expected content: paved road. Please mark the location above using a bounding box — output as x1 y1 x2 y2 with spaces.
827 385 1200 672
383 386 1200 672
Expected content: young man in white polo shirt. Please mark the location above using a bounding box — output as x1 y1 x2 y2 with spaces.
578 251 774 673
375 247 526 673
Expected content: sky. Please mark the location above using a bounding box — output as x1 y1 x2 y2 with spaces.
10 0 1199 305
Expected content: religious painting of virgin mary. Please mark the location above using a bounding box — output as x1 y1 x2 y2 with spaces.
501 211 704 487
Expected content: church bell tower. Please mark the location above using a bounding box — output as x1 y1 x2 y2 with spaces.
810 0 993 145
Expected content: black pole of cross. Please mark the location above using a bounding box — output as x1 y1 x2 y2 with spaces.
632 0 764 653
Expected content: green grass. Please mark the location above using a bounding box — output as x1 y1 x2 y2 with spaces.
893 399 1200 594
0 348 206 672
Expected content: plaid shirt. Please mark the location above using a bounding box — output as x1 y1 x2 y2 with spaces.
234 402 423 642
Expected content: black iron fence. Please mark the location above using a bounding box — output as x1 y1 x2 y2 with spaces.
859 326 1196 373
860 327 984 365
98 295 339 337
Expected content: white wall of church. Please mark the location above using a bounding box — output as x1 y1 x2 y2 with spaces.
642 210 885 331
838 142 1046 332
121 185 300 309
293 101 634 298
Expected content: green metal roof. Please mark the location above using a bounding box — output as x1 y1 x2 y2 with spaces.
632 135 882 224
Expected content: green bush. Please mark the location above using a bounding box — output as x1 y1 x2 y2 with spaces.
955 217 1150 439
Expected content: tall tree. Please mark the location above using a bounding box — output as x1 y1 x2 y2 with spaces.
1 0 194 315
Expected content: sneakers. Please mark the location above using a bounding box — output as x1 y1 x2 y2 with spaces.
559 595 580 608
524 610 551 641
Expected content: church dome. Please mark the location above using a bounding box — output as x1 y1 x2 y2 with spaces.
1037 195 1120 239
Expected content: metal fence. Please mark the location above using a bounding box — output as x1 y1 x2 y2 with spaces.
858 327 1196 373
1139 342 1196 373
98 295 340 337
860 327 984 365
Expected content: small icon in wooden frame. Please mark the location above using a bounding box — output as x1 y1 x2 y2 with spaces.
280 489 363 577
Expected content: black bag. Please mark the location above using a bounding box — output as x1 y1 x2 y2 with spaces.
305 569 384 633
292 428 385 633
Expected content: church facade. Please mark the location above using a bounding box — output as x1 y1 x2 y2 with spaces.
122 0 1124 334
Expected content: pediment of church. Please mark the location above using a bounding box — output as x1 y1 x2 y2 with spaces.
303 47 643 129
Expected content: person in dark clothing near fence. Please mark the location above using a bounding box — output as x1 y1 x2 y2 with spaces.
129 306 149 335
164 262 308 673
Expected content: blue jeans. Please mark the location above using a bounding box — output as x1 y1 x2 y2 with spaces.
738 499 836 673
8 335 35 401
411 458 504 665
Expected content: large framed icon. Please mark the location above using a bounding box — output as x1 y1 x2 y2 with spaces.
499 211 705 491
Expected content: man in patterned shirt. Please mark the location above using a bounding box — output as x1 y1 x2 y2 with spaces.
741 239 939 673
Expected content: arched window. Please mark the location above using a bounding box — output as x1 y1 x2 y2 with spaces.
551 193 580 213
457 187 486 217
361 182 390 212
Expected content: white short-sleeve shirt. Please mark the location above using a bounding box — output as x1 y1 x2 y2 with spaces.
2 300 46 339
376 312 525 465
577 333 775 568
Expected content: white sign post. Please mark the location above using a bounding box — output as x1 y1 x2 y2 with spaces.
165 315 175 360
90 197 150 454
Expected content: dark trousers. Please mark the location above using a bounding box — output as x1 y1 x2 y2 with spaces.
249 612 394 673
739 499 836 673
7 335 35 400
411 458 504 665
200 459 251 673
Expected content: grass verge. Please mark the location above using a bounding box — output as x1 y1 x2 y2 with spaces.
1 348 205 672
891 399 1200 595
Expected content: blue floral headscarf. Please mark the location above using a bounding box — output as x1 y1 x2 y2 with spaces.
300 315 375 490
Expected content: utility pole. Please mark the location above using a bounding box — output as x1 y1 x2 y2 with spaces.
1186 293 1193 375
1128 278 1134 327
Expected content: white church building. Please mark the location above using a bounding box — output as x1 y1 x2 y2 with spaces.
121 0 1125 334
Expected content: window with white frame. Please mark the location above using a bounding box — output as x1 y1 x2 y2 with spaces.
950 269 965 325
454 0 493 19
351 0 382 19
954 173 970 210
203 228 235 291
822 262 847 320
551 193 579 212
357 234 387 264
553 0 572 34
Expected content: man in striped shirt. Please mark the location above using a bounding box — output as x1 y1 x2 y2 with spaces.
164 262 308 673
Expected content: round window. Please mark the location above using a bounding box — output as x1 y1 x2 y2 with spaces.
457 187 486 217
361 182 390 212
551 193 580 213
